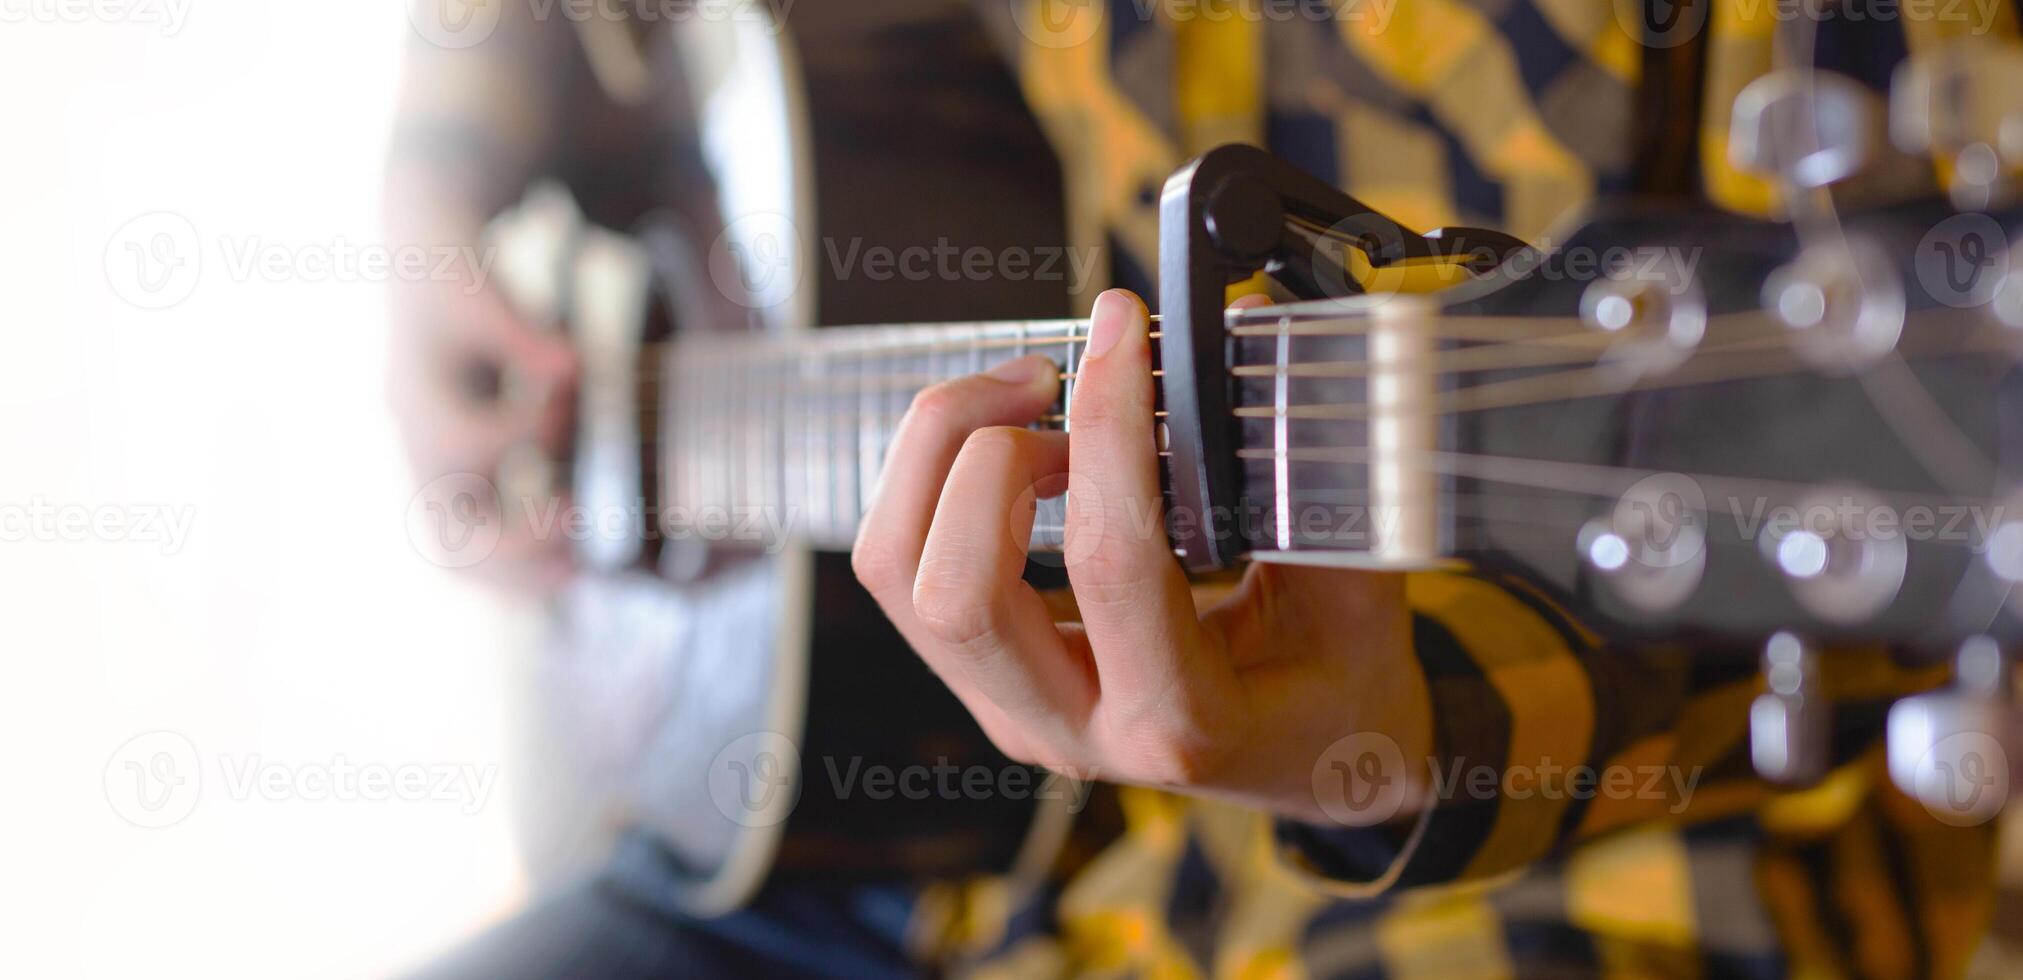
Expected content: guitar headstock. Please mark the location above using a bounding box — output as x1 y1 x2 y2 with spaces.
1162 41 2023 654
1151 40 2023 801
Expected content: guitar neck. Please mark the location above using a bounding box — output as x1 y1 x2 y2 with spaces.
661 318 1129 551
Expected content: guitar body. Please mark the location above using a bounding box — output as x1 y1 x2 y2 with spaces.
493 1 1080 913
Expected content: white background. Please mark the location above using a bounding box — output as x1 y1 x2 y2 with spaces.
1 3 531 976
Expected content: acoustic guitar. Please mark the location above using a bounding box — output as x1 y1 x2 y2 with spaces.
457 5 2023 915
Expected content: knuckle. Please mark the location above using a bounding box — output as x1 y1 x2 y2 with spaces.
1130 732 1225 787
1112 706 1228 786
907 381 967 428
910 576 1000 649
960 425 1025 460
850 540 908 595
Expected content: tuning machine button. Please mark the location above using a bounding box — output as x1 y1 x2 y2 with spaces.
1892 40 2023 210
1578 473 1707 613
1887 637 2017 825
1579 262 1706 379
1756 486 1907 625
1731 70 1876 191
1752 632 1830 785
1762 237 1905 374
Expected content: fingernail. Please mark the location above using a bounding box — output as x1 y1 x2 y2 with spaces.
986 353 1050 384
1083 290 1137 364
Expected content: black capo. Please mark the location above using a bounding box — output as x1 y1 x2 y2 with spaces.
1156 143 1527 571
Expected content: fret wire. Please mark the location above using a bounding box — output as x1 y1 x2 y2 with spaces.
747 352 762 517
780 352 797 534
1063 327 1081 428
766 358 782 533
1272 317 1292 551
857 336 879 534
840 342 859 537
811 347 830 539
675 348 691 512
699 350 717 513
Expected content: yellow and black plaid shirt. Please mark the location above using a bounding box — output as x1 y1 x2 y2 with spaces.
924 3 2016 977
399 1 2019 975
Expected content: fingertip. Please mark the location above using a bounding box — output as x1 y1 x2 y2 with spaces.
985 352 1061 391
1085 290 1148 362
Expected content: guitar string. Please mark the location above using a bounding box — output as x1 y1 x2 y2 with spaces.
627 316 2003 427
622 311 2012 530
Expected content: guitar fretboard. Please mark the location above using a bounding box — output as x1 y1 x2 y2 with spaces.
662 319 1120 550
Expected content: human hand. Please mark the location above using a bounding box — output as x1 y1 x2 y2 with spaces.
851 289 1433 824
389 268 579 595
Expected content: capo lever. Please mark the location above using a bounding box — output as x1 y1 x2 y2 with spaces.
1156 143 1524 571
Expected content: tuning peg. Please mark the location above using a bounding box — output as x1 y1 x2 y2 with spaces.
1761 236 1905 374
1752 632 1830 786
1730 70 1875 190
1887 637 2017 825
1892 40 2023 209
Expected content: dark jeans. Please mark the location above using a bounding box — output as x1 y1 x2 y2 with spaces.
409 834 928 980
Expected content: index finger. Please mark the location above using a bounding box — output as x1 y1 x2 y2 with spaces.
1063 290 1232 699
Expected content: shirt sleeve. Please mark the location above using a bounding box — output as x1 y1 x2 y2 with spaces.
1273 569 1950 897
